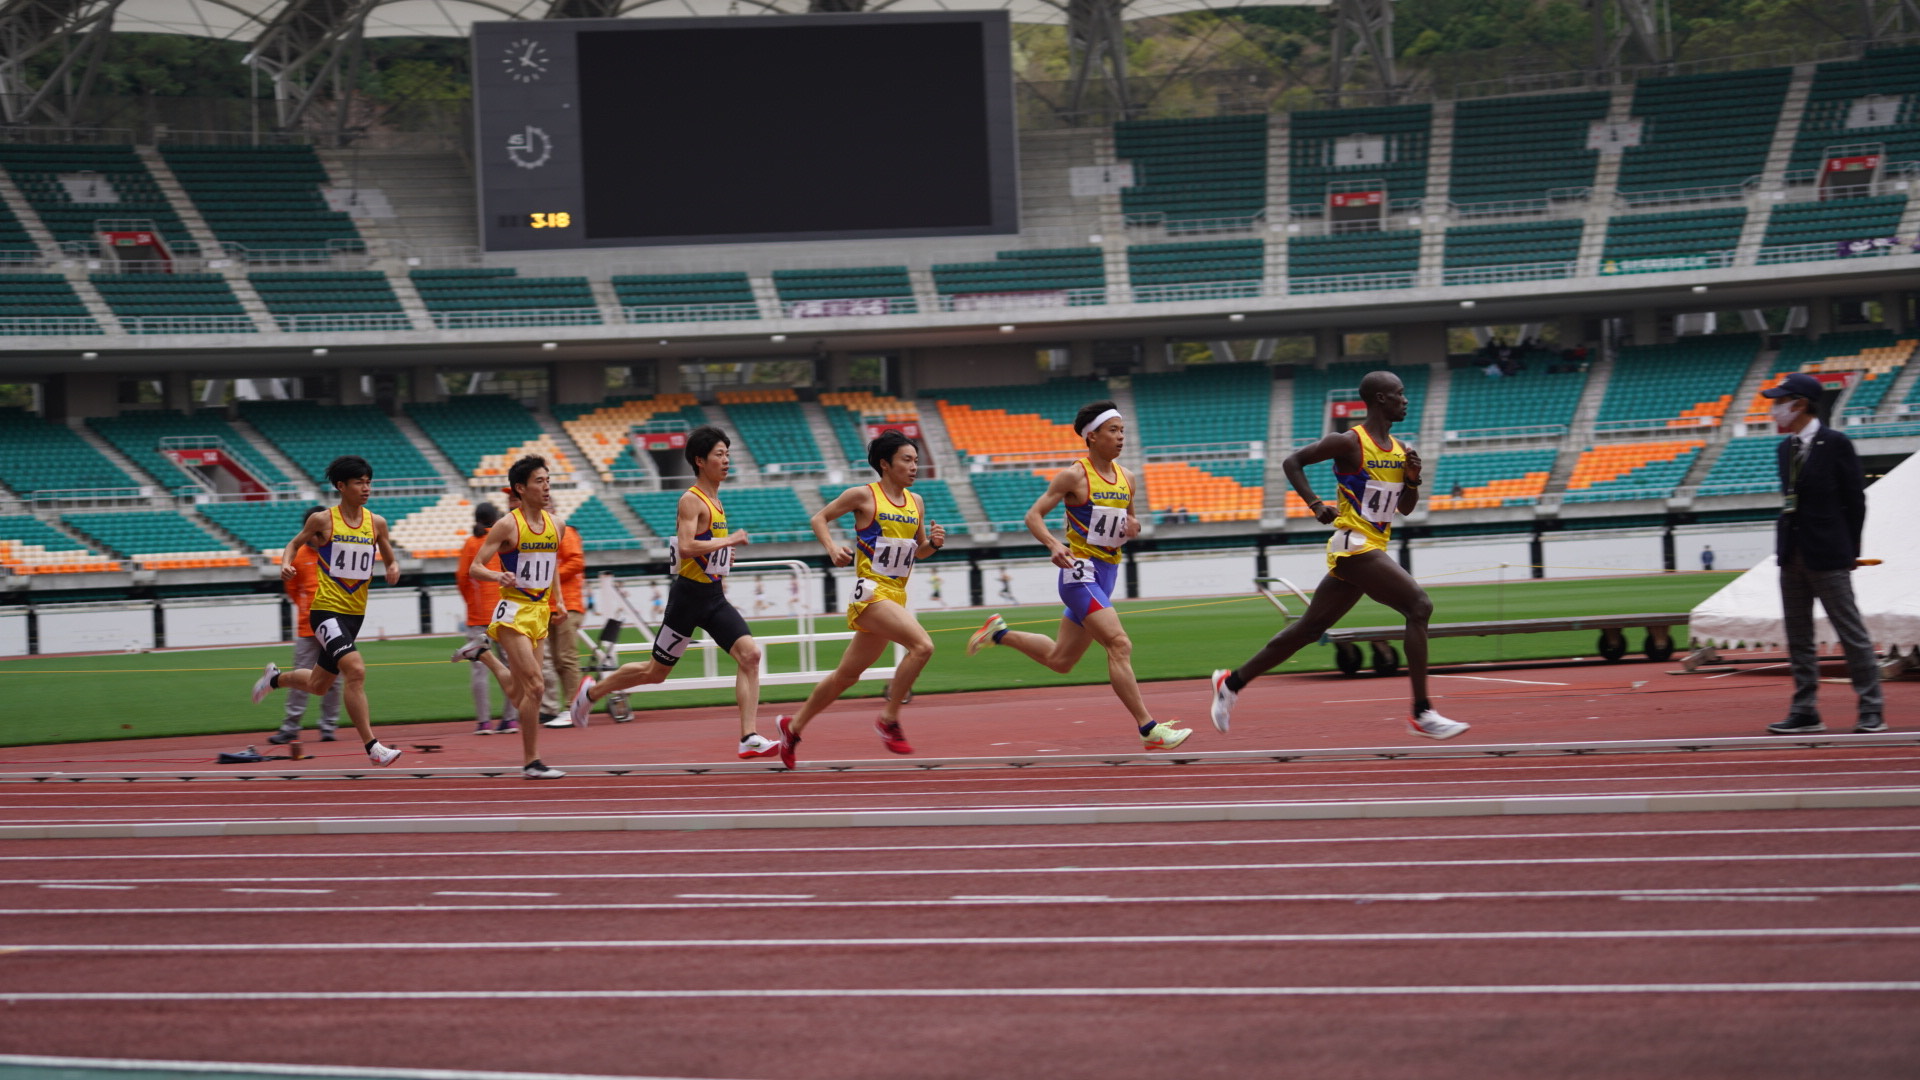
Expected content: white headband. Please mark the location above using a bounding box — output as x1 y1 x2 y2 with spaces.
1078 408 1122 438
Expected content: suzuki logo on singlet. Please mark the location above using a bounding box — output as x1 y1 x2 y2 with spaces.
876 512 917 525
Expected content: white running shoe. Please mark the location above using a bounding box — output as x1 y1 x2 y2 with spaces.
569 677 595 728
738 733 781 759
1208 669 1237 733
523 760 566 780
542 715 574 729
967 613 1007 656
451 638 490 662
1409 709 1469 740
367 741 402 766
1142 721 1193 751
251 663 280 705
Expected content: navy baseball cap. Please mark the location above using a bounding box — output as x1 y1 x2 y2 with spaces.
1761 372 1824 399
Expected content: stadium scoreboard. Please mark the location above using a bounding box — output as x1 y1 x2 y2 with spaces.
473 13 1019 253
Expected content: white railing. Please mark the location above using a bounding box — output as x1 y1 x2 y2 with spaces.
1442 260 1579 286
1615 177 1760 208
1143 441 1259 462
1757 240 1916 265
1129 279 1265 303
0 316 102 335
622 301 764 324
1448 188 1593 219
427 308 605 330
968 449 1083 471
1598 250 1738 275
26 487 151 506
1593 416 1721 434
1123 211 1266 234
1289 270 1418 295
117 314 262 334
1443 423 1569 444
268 312 417 333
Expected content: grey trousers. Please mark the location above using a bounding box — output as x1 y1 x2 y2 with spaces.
466 624 519 725
281 635 340 734
1779 558 1884 718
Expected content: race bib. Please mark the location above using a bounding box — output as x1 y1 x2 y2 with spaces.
652 624 692 661
1359 480 1404 526
849 575 877 605
327 542 374 582
514 549 556 590
706 542 733 577
1085 505 1130 548
867 536 916 580
1060 557 1096 586
313 617 344 646
490 598 523 625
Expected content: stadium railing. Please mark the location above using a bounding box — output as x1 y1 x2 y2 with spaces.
116 314 260 334
426 308 604 330
1443 423 1570 444
0 316 100 335
622 301 764 324
1142 441 1260 462
934 288 1108 313
1615 177 1762 208
25 488 150 507
1121 211 1267 234
1593 415 1724 434
1289 271 1419 295
1758 240 1915 265
268 312 417 333
1448 189 1594 219
1441 260 1581 286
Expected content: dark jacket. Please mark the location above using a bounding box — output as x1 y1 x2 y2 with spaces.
1775 424 1867 571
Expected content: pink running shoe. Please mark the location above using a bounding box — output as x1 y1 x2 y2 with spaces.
776 714 799 771
875 717 913 755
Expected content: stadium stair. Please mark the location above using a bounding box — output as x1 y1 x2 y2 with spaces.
1562 440 1705 502
61 510 251 570
553 394 706 483
0 169 52 260
0 514 120 574
159 145 364 257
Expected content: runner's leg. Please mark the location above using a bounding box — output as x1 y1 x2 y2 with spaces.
997 614 1094 674
496 628 546 765
1330 550 1435 709
788 630 891 735
843 600 935 725
1230 572 1365 686
728 635 764 739
1079 606 1153 727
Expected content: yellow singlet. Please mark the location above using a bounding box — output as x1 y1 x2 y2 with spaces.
488 508 558 643
676 487 732 585
1064 457 1131 566
312 505 376 616
1327 426 1406 573
847 482 921 629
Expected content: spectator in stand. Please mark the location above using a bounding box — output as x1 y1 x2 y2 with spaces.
269 506 341 745
458 501 518 735
541 518 587 726
1450 481 1466 499
1701 545 1715 572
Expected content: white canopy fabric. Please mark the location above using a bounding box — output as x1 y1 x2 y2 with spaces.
103 0 1327 41
1689 444 1920 652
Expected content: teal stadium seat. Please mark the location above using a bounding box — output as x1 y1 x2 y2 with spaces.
239 400 438 487
91 272 251 333
160 145 363 256
0 274 99 335
625 486 812 544
1761 195 1909 258
61 511 237 559
199 500 317 554
404 395 548 480
409 268 600 328
1428 448 1559 508
1289 231 1419 291
1450 92 1610 208
1113 115 1267 228
1127 240 1264 300
0 144 197 252
722 400 827 474
1696 436 1782 496
1290 105 1432 213
1786 45 1920 176
1618 68 1790 196
1444 360 1587 439
613 273 759 322
88 410 291 495
1595 335 1760 431
1131 363 1270 452
1601 208 1746 270
566 495 635 552
250 271 408 331
931 248 1106 306
771 267 916 315
1442 220 1583 283
968 471 1063 533
0 407 140 495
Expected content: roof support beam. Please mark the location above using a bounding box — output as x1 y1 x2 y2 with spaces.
244 0 379 138
1066 0 1130 123
0 0 123 127
1327 0 1398 106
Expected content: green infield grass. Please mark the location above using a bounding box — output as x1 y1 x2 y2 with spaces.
0 572 1733 746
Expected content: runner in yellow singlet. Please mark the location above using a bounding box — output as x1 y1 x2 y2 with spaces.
463 455 569 779
1206 371 1470 741
775 430 945 769
566 426 780 759
248 455 404 766
965 399 1192 751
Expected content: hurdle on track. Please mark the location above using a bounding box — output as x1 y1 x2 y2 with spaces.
591 560 904 695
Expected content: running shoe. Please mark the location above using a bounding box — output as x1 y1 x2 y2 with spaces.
496 719 520 735
367 741 403 766
1142 721 1193 751
738 733 781 759
250 663 280 704
318 732 336 742
876 717 913 755
1409 709 1469 740
523 759 566 780
569 677 596 728
267 730 298 745
1208 669 1237 733
1855 715 1887 734
451 638 490 662
475 721 492 736
777 714 799 770
541 713 574 729
1767 714 1825 734
967 613 1007 656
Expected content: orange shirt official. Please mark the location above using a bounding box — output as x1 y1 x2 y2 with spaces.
457 533 504 627
550 525 584 614
284 544 319 638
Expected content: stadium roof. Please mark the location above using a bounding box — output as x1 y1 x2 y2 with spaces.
105 0 1327 41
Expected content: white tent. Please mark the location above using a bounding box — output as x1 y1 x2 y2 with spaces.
1689 445 1920 651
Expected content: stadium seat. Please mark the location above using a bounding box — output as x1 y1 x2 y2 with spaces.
625 486 811 544
0 407 141 496
1127 240 1265 300
1617 68 1790 196
0 144 197 252
91 272 251 334
613 272 759 322
1562 440 1705 502
1595 335 1760 432
87 410 292 495
61 510 249 569
1442 220 1584 282
405 394 578 485
717 388 827 474
1450 92 1610 208
1444 361 1587 438
771 267 915 315
238 401 439 488
0 274 99 335
1786 45 1920 177
1290 105 1432 212
1425 449 1558 510
923 382 1093 463
160 145 363 256
1113 115 1267 228
249 271 408 332
1289 231 1420 291
1742 331 1919 422
553 394 708 482
1142 459 1262 523
0 514 120 573
1290 361 1430 448
931 248 1106 305
1695 436 1784 496
409 268 599 328
818 392 921 464
1600 208 1746 270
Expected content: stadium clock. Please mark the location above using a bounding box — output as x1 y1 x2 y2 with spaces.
502 38 551 83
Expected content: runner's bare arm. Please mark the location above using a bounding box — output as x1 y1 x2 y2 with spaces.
469 516 519 587
371 514 401 584
1399 445 1423 514
1026 466 1080 567
279 509 329 583
674 491 740 558
915 494 945 558
812 484 872 567
1282 431 1359 526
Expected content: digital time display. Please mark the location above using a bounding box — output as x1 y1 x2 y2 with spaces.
530 212 572 228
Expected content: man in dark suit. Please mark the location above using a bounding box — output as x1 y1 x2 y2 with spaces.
1762 372 1884 734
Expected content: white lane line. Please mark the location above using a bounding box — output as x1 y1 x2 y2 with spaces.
6 984 1918 1001
2 823 1914 863
0 1053 701 1080
675 893 815 900
433 891 558 898
1623 896 1818 903
8 927 1918 951
35 884 133 891
952 895 1112 902
1430 675 1570 686
7 883 1917 915
8 850 1915 887
222 888 333 895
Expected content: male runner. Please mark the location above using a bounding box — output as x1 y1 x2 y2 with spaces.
461 455 568 779
776 430 945 769
250 456 404 766
1208 371 1468 740
566 426 779 759
967 400 1191 751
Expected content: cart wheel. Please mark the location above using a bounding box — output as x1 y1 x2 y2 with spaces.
1335 641 1364 676
1371 640 1401 676
1644 626 1674 662
1598 628 1628 662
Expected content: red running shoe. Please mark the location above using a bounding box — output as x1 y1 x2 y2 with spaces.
875 717 913 754
776 714 799 771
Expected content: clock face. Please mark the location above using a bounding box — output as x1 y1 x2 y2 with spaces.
503 38 550 83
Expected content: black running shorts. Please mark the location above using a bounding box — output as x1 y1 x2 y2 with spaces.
653 577 750 667
308 610 364 675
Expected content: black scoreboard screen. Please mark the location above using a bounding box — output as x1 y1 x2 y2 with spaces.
472 13 1018 252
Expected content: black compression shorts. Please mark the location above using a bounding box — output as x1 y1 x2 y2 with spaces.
308 610 364 675
652 577 751 666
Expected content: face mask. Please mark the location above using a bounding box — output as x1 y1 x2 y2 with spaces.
1770 400 1799 430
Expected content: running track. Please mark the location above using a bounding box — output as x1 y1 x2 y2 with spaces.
1 662 1915 1079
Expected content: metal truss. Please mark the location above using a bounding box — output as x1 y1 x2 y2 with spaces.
244 0 379 137
1327 0 1398 106
0 0 123 127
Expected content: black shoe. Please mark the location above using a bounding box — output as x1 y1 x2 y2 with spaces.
319 732 337 742
1766 714 1825 735
266 731 298 745
1855 716 1887 734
